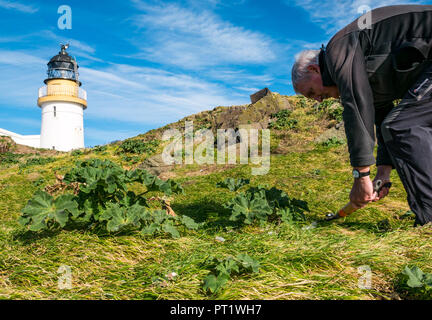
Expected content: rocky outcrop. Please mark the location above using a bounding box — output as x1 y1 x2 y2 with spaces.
138 89 292 176
184 90 291 132
138 153 174 176
0 136 15 153
250 87 271 104
314 122 346 144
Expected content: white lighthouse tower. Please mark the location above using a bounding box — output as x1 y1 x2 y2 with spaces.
37 44 87 151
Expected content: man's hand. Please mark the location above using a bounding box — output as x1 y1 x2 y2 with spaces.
350 166 376 209
372 165 392 202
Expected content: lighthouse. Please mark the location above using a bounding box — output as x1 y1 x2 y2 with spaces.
37 44 87 151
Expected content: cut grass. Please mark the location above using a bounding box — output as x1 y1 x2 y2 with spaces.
0 96 430 300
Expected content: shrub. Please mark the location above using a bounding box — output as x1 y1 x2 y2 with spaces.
312 98 343 122
116 139 160 155
92 145 108 153
217 180 309 226
0 152 23 166
398 265 432 299
71 149 84 156
19 157 57 169
319 137 346 148
202 254 260 294
268 109 298 130
19 158 198 238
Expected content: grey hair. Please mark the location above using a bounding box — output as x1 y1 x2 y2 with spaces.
291 49 320 93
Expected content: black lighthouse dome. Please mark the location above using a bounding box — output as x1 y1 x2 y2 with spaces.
44 44 81 85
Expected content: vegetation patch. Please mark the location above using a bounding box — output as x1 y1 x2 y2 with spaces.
116 139 160 155
312 98 343 122
92 145 108 153
18 158 198 238
397 265 432 299
0 152 24 166
217 180 308 226
268 109 298 130
19 157 57 169
319 137 346 148
202 254 260 294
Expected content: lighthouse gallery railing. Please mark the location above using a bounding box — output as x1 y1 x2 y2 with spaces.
38 85 87 100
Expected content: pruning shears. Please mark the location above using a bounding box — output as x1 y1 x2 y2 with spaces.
324 179 392 221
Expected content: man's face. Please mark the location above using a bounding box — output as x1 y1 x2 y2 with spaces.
295 65 339 102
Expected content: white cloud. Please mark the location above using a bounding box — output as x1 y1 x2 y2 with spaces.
76 63 249 125
3 117 40 129
0 0 38 13
0 50 46 107
285 0 427 33
39 31 96 55
0 48 251 131
130 2 276 69
0 50 45 66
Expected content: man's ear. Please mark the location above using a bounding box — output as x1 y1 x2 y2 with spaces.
307 64 320 74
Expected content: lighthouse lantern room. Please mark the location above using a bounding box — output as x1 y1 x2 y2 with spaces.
37 44 87 151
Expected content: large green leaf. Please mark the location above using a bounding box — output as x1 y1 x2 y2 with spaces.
216 178 250 191
202 274 218 293
403 266 425 288
162 221 180 238
100 203 143 232
151 210 170 224
236 254 260 273
55 194 80 219
141 223 160 235
228 192 272 224
181 215 201 230
144 177 184 196
424 273 432 287
277 207 306 223
140 170 157 186
202 274 229 293
216 258 239 277
202 254 260 294
20 190 78 231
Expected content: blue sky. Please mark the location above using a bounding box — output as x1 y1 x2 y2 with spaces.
0 0 427 147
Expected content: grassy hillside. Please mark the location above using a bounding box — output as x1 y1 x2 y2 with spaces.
1 94 431 300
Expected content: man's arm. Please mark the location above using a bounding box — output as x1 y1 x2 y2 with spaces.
325 33 377 208
326 34 376 167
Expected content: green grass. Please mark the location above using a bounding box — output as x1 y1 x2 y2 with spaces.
0 96 431 300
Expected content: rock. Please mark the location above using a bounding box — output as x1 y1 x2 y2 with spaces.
0 136 15 153
215 92 291 131
250 88 271 104
215 236 226 243
166 272 178 280
302 221 318 230
137 91 292 176
314 122 346 144
138 154 174 176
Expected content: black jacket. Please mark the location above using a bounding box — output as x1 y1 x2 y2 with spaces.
319 5 432 167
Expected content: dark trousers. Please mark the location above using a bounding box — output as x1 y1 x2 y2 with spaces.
382 64 432 226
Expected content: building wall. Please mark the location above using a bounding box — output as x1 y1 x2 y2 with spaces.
40 101 84 151
0 128 40 149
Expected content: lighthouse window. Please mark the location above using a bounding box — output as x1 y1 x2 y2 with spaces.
47 69 76 80
54 106 56 117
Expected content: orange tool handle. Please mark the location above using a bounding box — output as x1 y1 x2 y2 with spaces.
337 202 357 217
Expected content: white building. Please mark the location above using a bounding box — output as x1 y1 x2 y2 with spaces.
0 128 40 149
0 44 87 152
